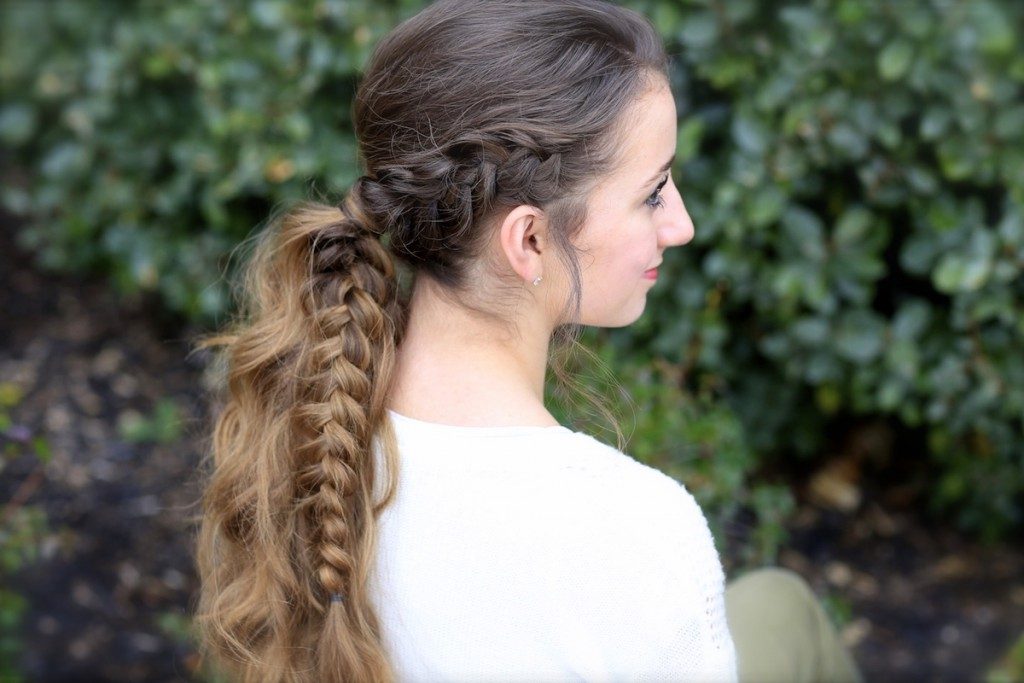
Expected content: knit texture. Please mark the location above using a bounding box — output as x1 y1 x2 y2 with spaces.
371 410 738 682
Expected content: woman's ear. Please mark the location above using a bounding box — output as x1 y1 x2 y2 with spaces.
497 204 547 283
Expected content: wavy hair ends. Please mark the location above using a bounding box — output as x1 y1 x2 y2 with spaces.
195 0 666 680
194 198 402 682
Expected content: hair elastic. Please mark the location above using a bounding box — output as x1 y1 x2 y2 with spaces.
330 593 345 604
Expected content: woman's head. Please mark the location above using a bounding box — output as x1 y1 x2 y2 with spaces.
196 2 675 681
352 0 675 329
552 81 693 327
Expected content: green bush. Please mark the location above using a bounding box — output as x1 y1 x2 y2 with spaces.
0 0 420 319
2 0 1022 538
625 0 1024 539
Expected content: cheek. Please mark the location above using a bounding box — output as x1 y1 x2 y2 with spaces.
574 210 653 305
590 240 649 293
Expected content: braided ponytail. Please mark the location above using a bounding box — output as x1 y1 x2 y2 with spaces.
196 190 404 682
291 190 403 680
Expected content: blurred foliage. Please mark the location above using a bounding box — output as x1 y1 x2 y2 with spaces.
0 383 50 683
117 398 184 444
820 593 854 633
987 631 1024 683
157 611 230 683
620 0 1024 540
0 0 422 319
1 0 1023 540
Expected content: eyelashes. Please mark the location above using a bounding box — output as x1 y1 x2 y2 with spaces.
645 174 669 209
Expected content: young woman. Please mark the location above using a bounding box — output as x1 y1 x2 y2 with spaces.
195 1 861 681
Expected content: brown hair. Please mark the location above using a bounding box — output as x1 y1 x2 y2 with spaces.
194 1 668 680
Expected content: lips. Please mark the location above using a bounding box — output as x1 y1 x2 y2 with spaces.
644 268 658 280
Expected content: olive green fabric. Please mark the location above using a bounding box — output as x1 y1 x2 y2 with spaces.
725 567 862 683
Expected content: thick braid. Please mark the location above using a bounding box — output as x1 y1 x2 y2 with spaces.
294 287 381 595
292 192 400 611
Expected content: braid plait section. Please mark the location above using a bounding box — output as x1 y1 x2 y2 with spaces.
292 284 383 599
248 192 399 681
292 191 400 608
358 131 568 280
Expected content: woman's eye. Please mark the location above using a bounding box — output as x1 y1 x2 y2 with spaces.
645 189 665 209
645 175 669 209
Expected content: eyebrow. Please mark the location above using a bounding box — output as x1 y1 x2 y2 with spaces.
641 153 676 190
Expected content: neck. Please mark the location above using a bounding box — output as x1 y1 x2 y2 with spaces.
388 276 558 427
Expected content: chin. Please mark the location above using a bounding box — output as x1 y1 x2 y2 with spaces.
583 300 647 328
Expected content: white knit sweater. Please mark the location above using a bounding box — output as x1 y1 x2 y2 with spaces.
371 409 737 682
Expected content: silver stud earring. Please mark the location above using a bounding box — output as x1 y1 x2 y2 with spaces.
532 276 543 286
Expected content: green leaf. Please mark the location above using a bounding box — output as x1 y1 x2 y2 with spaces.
782 205 826 261
651 2 683 38
0 104 36 145
995 106 1024 140
747 186 787 227
30 437 52 464
676 117 704 162
877 379 905 411
833 207 873 249
920 108 952 140
886 340 920 380
731 113 768 155
679 12 718 49
827 122 868 159
836 0 866 25
0 384 23 409
938 137 977 181
997 207 1024 247
834 309 886 364
891 300 931 341
792 316 830 346
932 229 997 293
878 39 914 81
970 0 1015 55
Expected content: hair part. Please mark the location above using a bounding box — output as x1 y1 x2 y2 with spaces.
195 1 668 680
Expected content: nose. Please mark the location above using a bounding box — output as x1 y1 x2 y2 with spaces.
658 178 694 248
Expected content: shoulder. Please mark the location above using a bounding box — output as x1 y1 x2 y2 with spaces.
523 431 735 675
389 419 710 544
540 428 724 578
501 429 717 575
531 429 704 519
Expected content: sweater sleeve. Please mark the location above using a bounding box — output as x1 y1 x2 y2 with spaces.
557 434 738 681
640 478 737 681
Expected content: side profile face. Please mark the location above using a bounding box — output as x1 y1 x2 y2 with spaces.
566 80 694 327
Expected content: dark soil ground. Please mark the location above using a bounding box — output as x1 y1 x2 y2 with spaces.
2 221 1023 682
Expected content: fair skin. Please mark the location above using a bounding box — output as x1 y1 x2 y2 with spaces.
388 80 693 427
